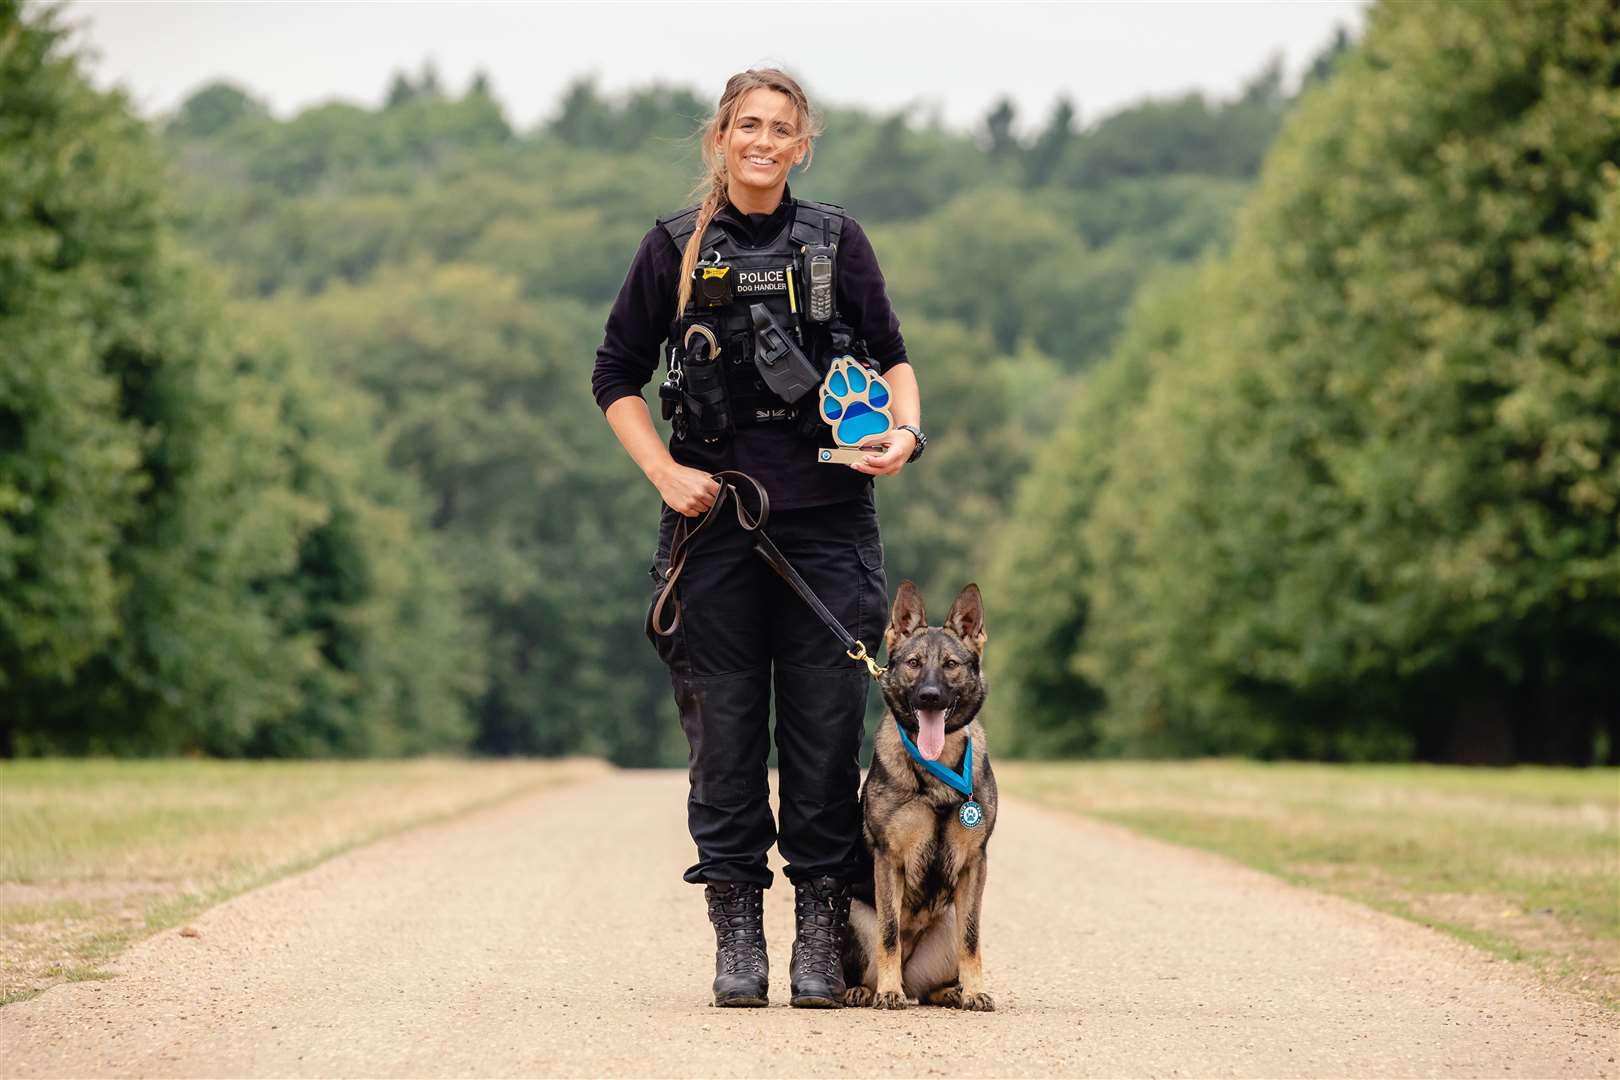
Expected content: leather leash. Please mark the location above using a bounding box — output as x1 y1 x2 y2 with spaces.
648 470 886 679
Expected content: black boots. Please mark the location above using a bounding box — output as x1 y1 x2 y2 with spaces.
789 876 852 1008
704 882 768 1007
703 878 852 1008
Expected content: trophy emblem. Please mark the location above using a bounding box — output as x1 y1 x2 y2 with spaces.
816 355 895 465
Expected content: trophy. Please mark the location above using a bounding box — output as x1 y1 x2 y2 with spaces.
816 355 896 465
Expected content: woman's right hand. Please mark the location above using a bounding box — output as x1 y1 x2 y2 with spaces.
653 463 721 517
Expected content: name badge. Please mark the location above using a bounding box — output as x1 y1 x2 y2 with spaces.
734 268 789 295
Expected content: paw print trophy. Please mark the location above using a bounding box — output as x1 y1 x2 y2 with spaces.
816 356 895 465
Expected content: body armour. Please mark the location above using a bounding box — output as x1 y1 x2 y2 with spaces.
659 198 853 442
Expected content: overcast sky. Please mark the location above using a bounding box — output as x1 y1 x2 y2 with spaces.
64 1 1367 135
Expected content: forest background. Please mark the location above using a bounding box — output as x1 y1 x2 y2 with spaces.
3 0 1616 767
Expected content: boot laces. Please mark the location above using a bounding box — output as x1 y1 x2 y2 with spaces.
707 886 766 975
793 880 851 978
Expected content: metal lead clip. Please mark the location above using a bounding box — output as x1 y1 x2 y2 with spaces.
847 641 886 680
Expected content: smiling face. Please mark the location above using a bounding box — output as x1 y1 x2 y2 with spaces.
716 87 806 208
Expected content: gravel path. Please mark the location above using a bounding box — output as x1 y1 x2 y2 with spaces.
2 770 1614 1078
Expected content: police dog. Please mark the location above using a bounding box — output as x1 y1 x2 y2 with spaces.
842 581 997 1011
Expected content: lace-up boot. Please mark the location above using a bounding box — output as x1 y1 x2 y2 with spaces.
789 876 851 1007
704 882 768 1007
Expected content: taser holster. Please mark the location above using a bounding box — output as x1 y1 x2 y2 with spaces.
749 304 821 404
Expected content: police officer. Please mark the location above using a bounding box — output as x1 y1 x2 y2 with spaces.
591 69 924 1008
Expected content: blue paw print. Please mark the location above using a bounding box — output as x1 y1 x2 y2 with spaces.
819 356 894 447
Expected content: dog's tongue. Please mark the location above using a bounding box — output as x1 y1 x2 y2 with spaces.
916 709 947 760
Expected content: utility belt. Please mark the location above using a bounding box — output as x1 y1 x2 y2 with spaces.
659 251 861 445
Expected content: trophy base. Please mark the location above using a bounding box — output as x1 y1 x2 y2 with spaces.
816 445 881 465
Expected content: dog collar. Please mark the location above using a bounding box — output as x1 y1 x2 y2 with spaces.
894 719 973 798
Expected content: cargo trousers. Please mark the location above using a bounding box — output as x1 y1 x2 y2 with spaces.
646 490 886 889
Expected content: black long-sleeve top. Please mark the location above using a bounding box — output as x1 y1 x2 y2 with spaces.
592 189 909 511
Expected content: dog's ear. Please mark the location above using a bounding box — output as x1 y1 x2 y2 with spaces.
885 581 928 654
944 583 987 655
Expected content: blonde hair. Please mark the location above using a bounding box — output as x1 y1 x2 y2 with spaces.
674 69 822 318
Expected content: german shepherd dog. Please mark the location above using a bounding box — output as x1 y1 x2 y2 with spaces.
841 581 997 1010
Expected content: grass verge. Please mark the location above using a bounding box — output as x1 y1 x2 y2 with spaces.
996 759 1620 1011
0 756 609 1006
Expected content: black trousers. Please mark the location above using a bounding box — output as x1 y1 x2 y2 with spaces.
647 490 886 889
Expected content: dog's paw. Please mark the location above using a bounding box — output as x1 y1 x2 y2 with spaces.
871 989 908 1010
842 985 874 1007
819 356 893 447
960 990 995 1012
920 984 962 1007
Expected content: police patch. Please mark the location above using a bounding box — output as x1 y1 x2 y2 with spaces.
733 267 790 295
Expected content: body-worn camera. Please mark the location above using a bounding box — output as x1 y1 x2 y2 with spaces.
692 265 735 307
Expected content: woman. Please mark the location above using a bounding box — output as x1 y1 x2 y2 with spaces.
591 68 923 1009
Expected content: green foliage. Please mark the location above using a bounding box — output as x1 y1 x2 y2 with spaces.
794 107 1004 221
548 77 707 154
877 321 1067 609
999 0 1620 763
10 0 1339 762
986 269 1202 757
207 90 513 196
3 3 473 757
876 182 1241 368
165 80 266 139
231 321 481 757
1049 90 1286 188
260 265 674 762
142 42 1291 762
1 2 150 690
1023 97 1076 187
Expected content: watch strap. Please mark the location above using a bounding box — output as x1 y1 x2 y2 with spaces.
896 424 926 462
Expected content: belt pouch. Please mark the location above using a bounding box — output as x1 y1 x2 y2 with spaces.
680 321 731 441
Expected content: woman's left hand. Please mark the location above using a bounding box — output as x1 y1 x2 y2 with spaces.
850 429 916 477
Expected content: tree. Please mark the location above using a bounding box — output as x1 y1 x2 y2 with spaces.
1020 0 1620 763
1 1 149 717
3 3 475 757
385 71 416 109
1023 96 1075 187
167 80 268 138
982 97 1018 157
1239 54 1286 107
985 268 1203 755
1303 25 1354 87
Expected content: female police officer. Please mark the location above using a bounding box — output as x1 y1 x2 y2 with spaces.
591 69 923 1008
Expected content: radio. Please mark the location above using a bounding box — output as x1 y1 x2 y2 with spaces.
802 244 834 322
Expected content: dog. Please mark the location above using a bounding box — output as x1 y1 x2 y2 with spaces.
841 581 997 1011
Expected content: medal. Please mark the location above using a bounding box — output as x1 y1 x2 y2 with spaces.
958 800 984 829
895 721 982 830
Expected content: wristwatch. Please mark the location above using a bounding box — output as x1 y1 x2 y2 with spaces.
896 424 927 463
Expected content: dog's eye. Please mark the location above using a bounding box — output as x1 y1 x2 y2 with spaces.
944 659 959 669
906 657 922 669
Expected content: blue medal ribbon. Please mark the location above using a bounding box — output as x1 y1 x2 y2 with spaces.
894 719 973 797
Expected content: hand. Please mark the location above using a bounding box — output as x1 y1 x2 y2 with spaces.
849 429 916 477
653 464 720 517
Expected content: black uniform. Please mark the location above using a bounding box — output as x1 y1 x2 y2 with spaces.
593 189 908 889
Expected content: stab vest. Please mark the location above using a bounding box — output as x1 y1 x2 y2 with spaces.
660 198 848 433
